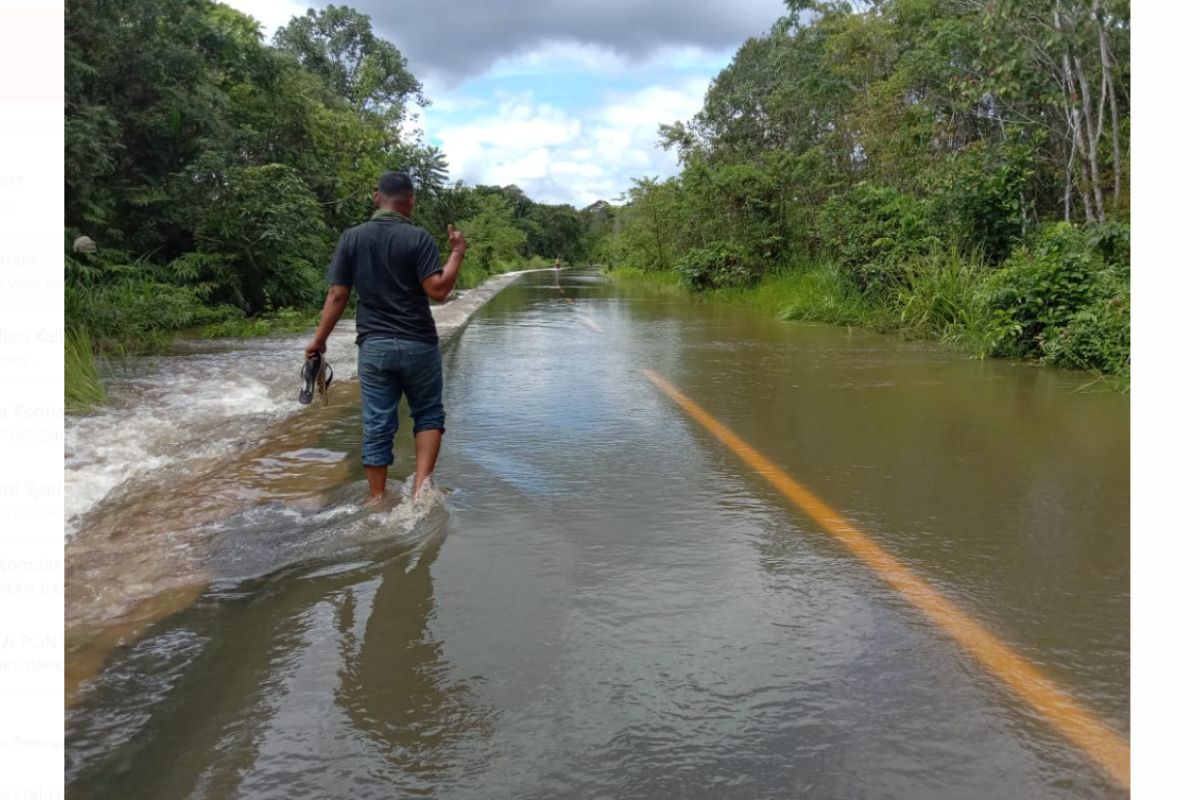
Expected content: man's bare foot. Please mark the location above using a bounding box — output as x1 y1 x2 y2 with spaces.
364 491 388 509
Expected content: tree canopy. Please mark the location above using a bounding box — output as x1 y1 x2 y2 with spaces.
608 0 1129 374
65 0 596 352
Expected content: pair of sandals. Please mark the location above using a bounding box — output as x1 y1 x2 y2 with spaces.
299 352 334 406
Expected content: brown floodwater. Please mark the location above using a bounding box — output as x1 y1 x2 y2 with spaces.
65 268 1129 798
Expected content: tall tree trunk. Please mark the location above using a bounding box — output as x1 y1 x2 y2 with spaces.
1095 0 1123 204
1074 53 1106 221
1076 135 1095 223
649 196 665 271
1064 76 1095 222
1056 3 1095 223
1063 113 1076 222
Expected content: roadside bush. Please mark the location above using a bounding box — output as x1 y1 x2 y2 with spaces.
674 242 758 291
66 246 200 353
928 139 1033 265
982 221 1130 374
1084 219 1131 266
451 255 491 290
65 276 213 354
817 185 938 295
1041 269 1130 375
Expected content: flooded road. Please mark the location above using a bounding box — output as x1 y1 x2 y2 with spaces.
65 268 1129 798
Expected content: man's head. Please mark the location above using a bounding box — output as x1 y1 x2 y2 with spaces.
373 171 415 216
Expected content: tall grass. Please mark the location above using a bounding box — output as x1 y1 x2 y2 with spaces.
199 308 318 339
616 254 993 352
606 266 684 291
773 263 885 328
520 255 557 270
455 258 493 290
703 261 885 329
65 327 106 413
892 249 990 351
66 279 210 355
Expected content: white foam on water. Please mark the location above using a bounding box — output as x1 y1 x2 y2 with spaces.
65 271 526 539
199 476 451 585
63 329 355 537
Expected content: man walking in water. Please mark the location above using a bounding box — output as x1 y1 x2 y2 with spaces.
305 171 468 501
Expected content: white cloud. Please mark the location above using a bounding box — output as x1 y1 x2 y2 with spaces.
488 41 628 78
224 0 313 38
439 96 577 147
492 147 553 185
599 79 712 128
224 1 722 208
431 79 709 207
550 160 606 178
356 0 784 84
425 95 489 114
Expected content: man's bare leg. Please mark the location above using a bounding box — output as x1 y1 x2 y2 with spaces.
413 429 442 498
366 465 388 500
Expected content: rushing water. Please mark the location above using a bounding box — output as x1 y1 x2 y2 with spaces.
65 268 1129 798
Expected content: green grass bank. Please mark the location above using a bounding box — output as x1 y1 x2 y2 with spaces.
606 222 1130 388
64 256 559 413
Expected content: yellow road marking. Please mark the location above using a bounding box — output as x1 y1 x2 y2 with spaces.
642 368 1130 790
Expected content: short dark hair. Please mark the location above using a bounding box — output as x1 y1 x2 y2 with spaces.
377 171 415 197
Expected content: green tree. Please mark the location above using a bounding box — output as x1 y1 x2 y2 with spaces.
273 4 425 129
414 180 481 253
392 142 450 196
610 177 687 272
458 194 528 274
578 200 616 265
66 0 248 252
608 0 1128 373
193 163 330 313
528 204 586 262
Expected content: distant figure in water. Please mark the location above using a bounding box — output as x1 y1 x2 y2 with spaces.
306 171 469 502
554 258 561 270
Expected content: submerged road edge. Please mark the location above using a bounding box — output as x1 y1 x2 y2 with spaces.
64 270 538 703
641 367 1130 792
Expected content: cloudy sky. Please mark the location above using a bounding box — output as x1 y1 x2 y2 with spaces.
226 1 786 207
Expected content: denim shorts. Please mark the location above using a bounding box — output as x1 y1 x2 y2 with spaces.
357 336 445 467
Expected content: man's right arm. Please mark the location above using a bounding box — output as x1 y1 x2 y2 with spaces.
306 232 354 356
421 224 469 302
305 283 351 357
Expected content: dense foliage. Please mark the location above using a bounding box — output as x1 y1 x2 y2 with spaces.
64 0 595 408
605 0 1130 377
65 0 1131 411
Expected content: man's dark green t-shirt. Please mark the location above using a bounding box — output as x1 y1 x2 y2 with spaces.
326 209 443 344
